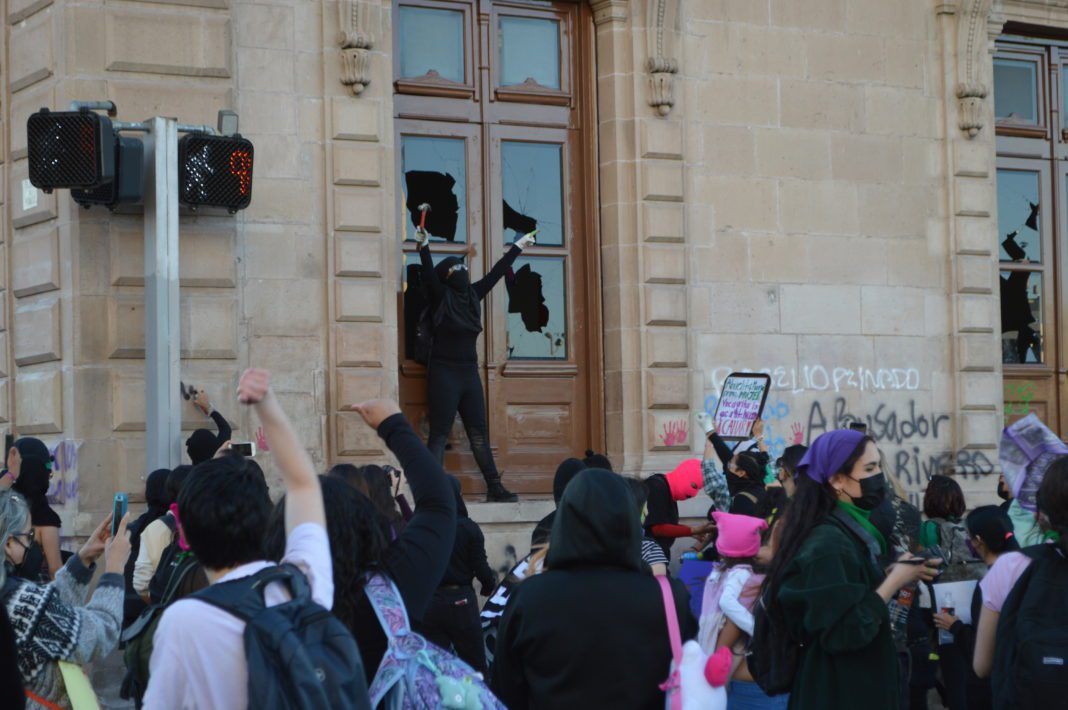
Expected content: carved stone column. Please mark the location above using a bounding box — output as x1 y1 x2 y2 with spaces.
952 0 1006 138
339 0 378 96
646 0 679 116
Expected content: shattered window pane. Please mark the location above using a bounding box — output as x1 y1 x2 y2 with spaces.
997 169 1041 263
506 256 567 360
1000 270 1043 365
500 16 561 90
501 141 563 246
402 135 467 243
399 6 465 83
402 252 451 360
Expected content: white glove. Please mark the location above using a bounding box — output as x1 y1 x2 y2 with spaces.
414 226 429 247
516 232 537 250
696 411 715 435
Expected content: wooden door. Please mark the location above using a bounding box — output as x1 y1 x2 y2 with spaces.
393 0 601 495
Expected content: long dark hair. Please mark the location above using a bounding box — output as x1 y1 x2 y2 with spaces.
760 435 873 649
330 463 406 535
1038 456 1068 557
264 475 389 633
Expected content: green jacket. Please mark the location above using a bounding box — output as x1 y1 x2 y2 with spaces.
778 517 898 710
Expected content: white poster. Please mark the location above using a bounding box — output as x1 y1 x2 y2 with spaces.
933 580 979 625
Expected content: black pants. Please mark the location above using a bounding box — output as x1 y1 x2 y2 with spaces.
418 586 487 674
427 359 500 483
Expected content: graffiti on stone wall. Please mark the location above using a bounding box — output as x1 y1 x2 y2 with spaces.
659 419 688 447
46 439 81 506
709 364 921 396
1003 381 1036 418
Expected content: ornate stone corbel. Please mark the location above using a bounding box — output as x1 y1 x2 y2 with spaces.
646 0 679 116
953 0 1005 138
339 0 376 96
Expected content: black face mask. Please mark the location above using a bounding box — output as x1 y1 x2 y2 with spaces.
997 478 1011 501
13 539 44 580
448 269 469 291
849 473 887 511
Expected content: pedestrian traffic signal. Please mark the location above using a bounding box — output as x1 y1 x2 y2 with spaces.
27 109 116 192
178 134 254 212
72 133 144 209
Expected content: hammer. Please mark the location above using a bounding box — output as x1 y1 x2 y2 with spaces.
418 203 431 231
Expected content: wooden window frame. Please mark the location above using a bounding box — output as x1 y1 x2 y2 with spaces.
393 0 479 100
489 1 572 107
995 45 1049 140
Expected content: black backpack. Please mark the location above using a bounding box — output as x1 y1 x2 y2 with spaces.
992 544 1068 709
193 564 371 710
120 529 208 704
747 586 801 696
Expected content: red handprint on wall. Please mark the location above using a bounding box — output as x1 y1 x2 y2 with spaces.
255 426 271 452
661 420 688 447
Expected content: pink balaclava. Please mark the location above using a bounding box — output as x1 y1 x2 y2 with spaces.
665 459 703 501
712 511 768 558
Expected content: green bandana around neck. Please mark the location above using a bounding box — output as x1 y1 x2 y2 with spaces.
837 500 888 556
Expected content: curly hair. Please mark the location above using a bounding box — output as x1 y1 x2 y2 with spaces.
264 475 389 633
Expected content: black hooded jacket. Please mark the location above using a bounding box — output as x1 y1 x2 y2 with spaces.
530 458 586 548
492 469 697 709
439 477 498 592
420 243 521 363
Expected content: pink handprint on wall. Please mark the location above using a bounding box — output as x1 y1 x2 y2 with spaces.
661 420 688 447
255 426 271 452
790 422 804 446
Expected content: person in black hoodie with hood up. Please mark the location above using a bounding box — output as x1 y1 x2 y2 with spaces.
417 476 498 673
530 458 586 548
418 227 536 502
492 468 697 709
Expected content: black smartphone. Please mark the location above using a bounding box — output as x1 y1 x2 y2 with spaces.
4 433 13 455
231 442 256 457
112 493 128 538
848 422 868 433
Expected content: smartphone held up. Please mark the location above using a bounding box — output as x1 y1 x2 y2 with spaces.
112 493 128 538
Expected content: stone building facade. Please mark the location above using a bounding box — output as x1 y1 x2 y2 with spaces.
1 0 1051 568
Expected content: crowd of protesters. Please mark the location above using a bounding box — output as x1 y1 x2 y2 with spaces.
0 368 1064 709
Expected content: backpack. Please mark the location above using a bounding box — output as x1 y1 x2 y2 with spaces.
747 586 801 696
656 574 728 710
120 518 208 703
364 572 506 710
193 564 370 710
992 544 1068 709
920 519 987 583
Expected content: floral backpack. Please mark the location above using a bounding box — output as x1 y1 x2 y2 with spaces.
364 573 508 710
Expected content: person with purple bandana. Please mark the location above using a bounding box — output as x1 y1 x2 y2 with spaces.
757 429 942 710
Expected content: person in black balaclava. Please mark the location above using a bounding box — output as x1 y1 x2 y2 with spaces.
417 225 536 502
184 388 232 465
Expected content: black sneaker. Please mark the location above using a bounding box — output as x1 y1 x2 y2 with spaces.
486 480 518 503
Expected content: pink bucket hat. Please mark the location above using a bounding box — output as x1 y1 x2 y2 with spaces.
712 511 768 558
665 459 703 501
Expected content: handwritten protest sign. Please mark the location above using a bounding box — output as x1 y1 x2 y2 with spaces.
713 373 771 441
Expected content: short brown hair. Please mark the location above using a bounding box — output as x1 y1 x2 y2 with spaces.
923 474 966 520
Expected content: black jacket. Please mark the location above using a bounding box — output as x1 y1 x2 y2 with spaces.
492 469 697 709
440 477 498 592
420 244 521 363
643 474 679 559
709 432 766 515
352 414 456 683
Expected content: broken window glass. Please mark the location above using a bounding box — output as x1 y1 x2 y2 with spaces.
402 135 467 243
997 169 1041 263
501 141 563 246
1000 269 1043 365
506 256 566 360
399 6 465 83
499 16 561 89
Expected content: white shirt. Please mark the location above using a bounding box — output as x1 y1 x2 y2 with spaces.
143 523 333 710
